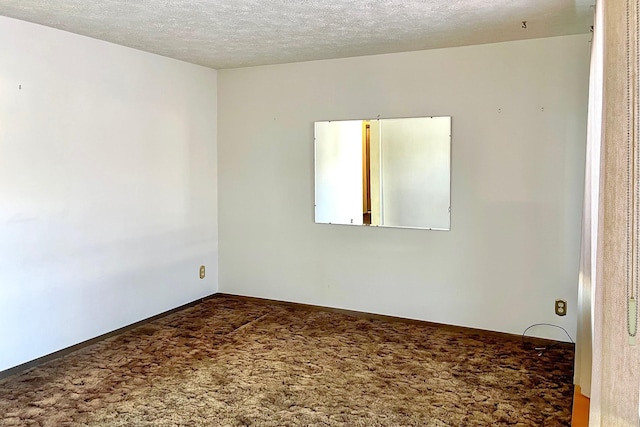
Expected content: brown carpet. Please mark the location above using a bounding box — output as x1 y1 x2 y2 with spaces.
0 295 574 426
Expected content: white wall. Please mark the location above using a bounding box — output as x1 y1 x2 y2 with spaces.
0 16 218 372
218 35 589 341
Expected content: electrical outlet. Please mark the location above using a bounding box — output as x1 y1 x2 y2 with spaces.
199 265 206 279
555 299 567 316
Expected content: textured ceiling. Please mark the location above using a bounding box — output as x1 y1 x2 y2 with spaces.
0 0 593 69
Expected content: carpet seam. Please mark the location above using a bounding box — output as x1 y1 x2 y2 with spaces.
226 312 274 337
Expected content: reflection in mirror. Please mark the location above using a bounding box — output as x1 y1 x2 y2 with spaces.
314 116 451 230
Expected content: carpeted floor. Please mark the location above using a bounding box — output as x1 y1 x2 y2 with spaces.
0 295 574 426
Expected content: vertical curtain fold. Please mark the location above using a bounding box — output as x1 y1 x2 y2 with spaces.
576 0 604 400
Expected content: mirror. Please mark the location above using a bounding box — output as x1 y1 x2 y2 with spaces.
314 116 451 230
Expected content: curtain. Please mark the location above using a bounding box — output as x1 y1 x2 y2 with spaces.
590 0 640 425
575 0 604 400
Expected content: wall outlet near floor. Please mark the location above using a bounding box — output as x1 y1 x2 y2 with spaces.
555 299 567 316
199 265 206 279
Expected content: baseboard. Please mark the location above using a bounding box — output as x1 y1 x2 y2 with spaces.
217 293 575 349
0 294 219 380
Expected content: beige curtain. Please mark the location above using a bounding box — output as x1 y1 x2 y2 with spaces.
576 0 604 400
590 0 640 425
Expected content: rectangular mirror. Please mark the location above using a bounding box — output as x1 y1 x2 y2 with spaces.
314 116 451 230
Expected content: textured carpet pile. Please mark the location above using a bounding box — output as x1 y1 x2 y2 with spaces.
0 295 574 426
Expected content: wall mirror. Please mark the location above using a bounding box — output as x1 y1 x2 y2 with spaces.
314 116 451 230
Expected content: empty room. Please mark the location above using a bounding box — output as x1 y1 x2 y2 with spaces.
0 0 637 426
